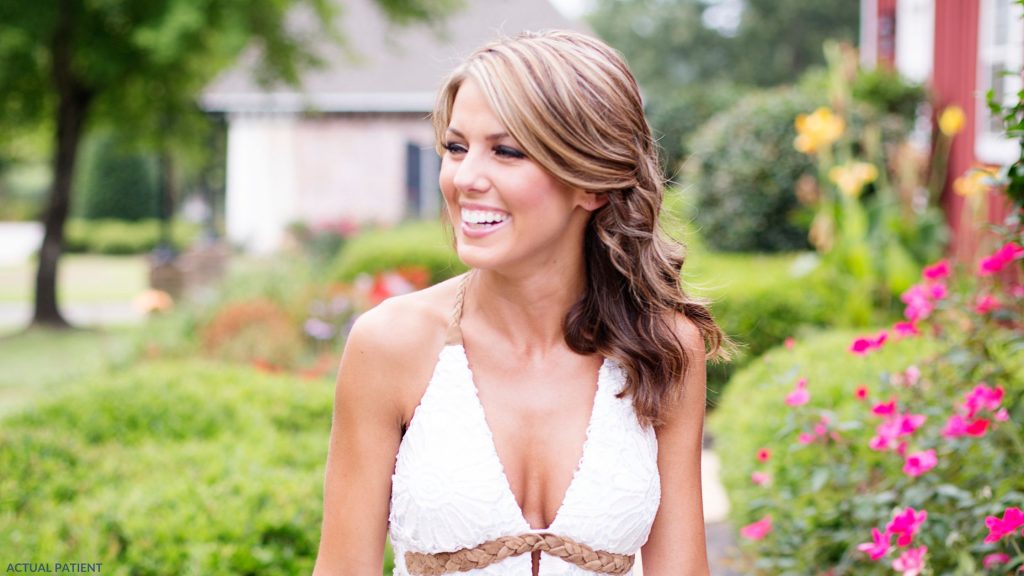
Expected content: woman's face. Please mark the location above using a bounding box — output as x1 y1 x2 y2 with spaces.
439 78 603 273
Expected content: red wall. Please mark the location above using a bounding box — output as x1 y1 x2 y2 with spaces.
932 0 1016 265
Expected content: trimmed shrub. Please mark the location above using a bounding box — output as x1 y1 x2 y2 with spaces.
710 330 940 528
330 220 467 285
64 218 199 254
709 247 1024 573
682 249 884 404
75 131 159 221
0 360 342 575
684 87 819 252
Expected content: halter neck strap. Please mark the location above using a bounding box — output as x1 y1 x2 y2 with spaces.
444 271 473 346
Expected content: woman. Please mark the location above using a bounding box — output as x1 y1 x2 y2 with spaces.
313 30 732 576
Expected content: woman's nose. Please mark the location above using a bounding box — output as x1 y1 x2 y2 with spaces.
452 151 490 193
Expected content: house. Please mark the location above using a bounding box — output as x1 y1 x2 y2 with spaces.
200 0 587 253
860 0 1022 262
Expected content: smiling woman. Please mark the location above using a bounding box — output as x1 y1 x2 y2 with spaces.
312 30 734 576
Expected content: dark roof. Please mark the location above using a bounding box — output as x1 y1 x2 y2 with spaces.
200 0 590 113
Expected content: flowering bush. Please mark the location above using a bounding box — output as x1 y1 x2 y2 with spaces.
793 43 950 324
713 237 1023 574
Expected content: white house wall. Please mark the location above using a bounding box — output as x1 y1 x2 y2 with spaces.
224 114 435 254
292 116 435 229
225 115 299 253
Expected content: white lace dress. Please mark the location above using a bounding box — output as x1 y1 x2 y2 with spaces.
388 343 662 575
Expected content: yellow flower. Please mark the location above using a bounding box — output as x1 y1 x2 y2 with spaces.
953 166 997 197
828 161 879 197
794 107 846 154
938 106 965 136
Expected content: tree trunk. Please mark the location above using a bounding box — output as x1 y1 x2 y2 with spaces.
32 0 92 328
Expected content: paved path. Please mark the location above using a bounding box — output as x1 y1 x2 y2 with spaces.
0 302 143 331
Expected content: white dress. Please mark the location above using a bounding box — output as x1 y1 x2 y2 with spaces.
388 338 662 575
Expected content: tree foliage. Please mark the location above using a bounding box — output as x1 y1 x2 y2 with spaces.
588 0 860 174
0 0 458 327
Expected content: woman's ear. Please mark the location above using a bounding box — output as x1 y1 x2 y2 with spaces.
576 189 610 212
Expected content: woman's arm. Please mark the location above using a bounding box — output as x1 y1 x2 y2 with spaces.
640 314 710 576
312 303 411 576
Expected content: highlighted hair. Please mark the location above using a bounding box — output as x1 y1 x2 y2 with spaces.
433 30 733 426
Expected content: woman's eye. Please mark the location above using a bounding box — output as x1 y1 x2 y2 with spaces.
443 142 466 154
495 146 526 159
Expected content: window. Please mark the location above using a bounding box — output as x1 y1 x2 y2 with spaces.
976 0 1024 164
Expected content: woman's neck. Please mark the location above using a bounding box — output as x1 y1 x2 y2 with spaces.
465 259 586 359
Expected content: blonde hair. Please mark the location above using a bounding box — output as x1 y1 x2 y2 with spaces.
433 30 733 426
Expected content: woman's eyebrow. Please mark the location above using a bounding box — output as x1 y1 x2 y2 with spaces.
446 127 511 141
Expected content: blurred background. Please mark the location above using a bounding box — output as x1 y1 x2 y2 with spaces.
1 0 1022 574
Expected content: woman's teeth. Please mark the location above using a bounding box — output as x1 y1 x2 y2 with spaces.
461 209 509 226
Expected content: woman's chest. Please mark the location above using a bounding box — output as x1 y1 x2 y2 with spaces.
388 347 661 575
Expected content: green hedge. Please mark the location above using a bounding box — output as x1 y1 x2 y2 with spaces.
64 218 199 254
684 87 819 252
329 220 466 285
74 130 159 221
709 330 941 528
0 360 395 574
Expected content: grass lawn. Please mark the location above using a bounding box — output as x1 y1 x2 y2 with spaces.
0 326 136 418
0 254 148 303
684 249 810 299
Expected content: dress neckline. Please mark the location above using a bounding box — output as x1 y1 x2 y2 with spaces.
445 271 607 532
451 342 607 532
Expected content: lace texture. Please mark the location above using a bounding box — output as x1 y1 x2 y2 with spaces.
389 345 661 576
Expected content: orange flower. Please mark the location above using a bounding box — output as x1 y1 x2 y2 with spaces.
132 289 173 314
953 166 998 197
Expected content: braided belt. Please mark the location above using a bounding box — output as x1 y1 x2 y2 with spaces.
404 531 635 575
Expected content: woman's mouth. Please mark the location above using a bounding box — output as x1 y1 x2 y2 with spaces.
460 208 510 238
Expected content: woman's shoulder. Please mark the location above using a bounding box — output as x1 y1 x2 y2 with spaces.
343 273 466 368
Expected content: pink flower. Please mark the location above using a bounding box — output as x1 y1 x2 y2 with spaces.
855 385 869 400
901 284 936 321
872 399 898 416
897 413 927 436
978 242 1024 276
887 507 927 547
996 408 1009 422
751 471 771 486
974 294 1001 314
851 330 889 355
983 553 1011 569
968 417 992 436
892 546 927 576
740 515 773 540
786 377 810 406
857 527 892 560
904 366 920 386
798 432 817 444
893 321 920 338
902 449 937 477
922 259 951 281
943 414 991 438
927 283 948 300
814 419 829 436
756 448 771 462
850 338 873 354
942 414 970 438
785 337 795 349
964 383 1005 419
984 507 1024 544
